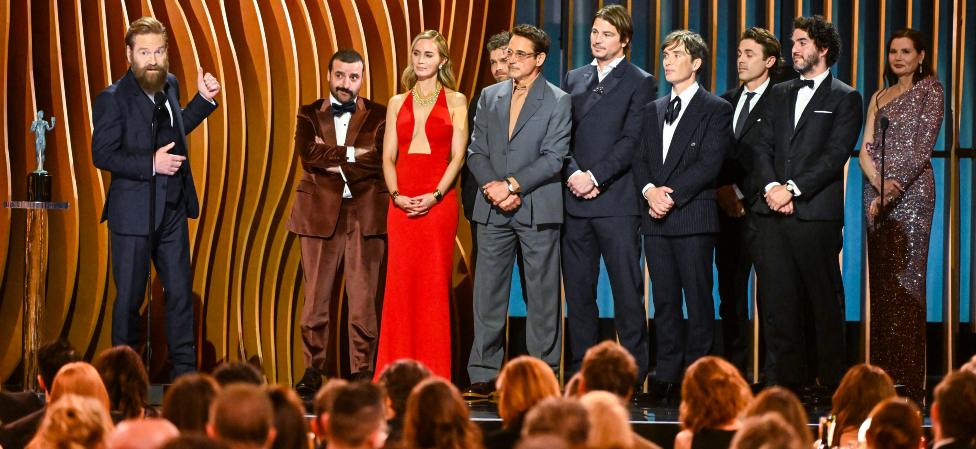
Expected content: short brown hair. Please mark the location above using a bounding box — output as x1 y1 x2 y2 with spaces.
94 345 149 421
497 356 560 425
679 356 753 432
378 359 431 420
740 27 781 60
594 5 633 47
210 384 274 447
730 414 805 449
522 397 590 447
486 31 512 53
125 17 168 48
327 382 386 448
403 378 482 449
580 340 638 399
162 373 220 434
831 364 895 437
933 370 976 441
312 378 349 417
865 398 922 449
511 24 550 56
662 30 708 75
743 387 811 445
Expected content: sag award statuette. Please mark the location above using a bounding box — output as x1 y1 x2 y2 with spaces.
2 111 68 391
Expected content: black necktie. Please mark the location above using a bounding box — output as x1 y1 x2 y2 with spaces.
665 96 682 124
798 79 815 90
331 101 356 116
734 91 756 137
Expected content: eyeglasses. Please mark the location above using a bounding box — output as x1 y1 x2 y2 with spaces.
505 49 537 61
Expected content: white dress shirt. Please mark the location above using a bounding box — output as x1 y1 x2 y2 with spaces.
330 94 358 198
642 82 700 196
730 78 770 199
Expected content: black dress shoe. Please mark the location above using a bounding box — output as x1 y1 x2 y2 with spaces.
295 367 323 399
462 381 496 402
647 380 680 406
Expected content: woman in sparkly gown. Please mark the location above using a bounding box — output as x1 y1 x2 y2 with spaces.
375 30 468 380
859 28 943 402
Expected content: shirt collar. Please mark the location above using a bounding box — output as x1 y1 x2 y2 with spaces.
329 93 358 107
513 71 541 93
670 81 700 105
745 77 771 96
800 69 831 90
590 56 625 71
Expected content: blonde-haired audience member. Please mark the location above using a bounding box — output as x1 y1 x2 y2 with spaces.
50 362 112 413
743 387 812 445
729 415 804 449
865 399 922 449
580 391 634 449
487 357 560 449
521 397 589 449
27 394 114 449
676 357 753 449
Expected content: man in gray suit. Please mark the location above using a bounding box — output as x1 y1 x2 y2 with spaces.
463 24 572 399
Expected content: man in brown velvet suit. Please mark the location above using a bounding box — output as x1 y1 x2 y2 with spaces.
288 49 387 397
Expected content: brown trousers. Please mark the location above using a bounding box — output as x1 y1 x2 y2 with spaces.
299 203 386 374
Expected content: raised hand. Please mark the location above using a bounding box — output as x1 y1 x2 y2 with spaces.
197 67 221 101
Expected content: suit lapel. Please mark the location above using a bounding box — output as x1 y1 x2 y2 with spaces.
317 101 339 146
788 80 800 136
510 76 545 140
579 61 627 119
122 71 155 136
497 80 512 140
345 97 369 146
738 88 768 141
661 88 706 181
792 75 832 141
165 82 186 138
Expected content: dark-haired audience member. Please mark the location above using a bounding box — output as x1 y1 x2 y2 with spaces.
267 387 311 449
26 394 114 449
729 415 804 449
107 418 179 449
865 399 922 449
486 357 560 449
311 379 350 446
578 341 661 449
830 364 895 448
377 360 431 447
207 385 276 449
213 361 265 387
675 357 753 449
0 340 80 449
743 387 812 446
930 370 976 449
327 382 388 449
522 397 589 449
402 378 482 449
563 373 582 398
160 435 231 449
580 391 633 449
162 373 221 434
514 436 568 449
94 346 155 422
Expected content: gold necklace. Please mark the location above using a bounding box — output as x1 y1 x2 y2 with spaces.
412 83 441 106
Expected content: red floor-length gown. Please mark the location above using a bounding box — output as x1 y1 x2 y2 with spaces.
374 89 457 379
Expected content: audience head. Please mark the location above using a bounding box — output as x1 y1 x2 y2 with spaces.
163 373 221 434
28 394 114 449
580 391 633 449
328 49 365 103
496 356 560 426
831 364 896 434
402 30 457 91
507 24 550 82
865 398 922 449
124 17 169 93
106 418 179 449
737 27 781 84
884 28 934 85
661 30 708 85
266 386 310 449
680 356 753 432
730 414 805 449
51 362 112 412
563 372 582 398
485 31 512 82
931 370 976 443
311 378 350 440
403 378 481 449
961 355 976 374
791 15 841 74
37 339 80 394
94 346 149 420
514 435 569 449
580 340 638 399
208 384 276 449
213 361 265 387
522 397 589 449
326 382 387 449
160 435 230 449
591 5 633 61
377 359 431 421
744 387 812 445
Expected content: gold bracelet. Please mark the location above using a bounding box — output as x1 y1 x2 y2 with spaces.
390 190 400 200
432 189 443 202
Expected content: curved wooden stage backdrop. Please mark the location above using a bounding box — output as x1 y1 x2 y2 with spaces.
0 0 515 385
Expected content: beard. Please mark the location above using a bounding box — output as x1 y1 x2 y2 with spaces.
792 51 820 75
133 60 169 93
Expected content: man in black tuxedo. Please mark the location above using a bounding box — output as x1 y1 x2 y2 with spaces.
716 27 781 374
930 370 976 449
561 5 657 383
92 17 220 377
633 30 732 402
752 15 862 392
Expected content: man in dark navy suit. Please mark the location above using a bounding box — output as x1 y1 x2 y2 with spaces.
561 4 657 385
716 27 781 374
752 16 862 394
632 30 732 403
92 17 219 378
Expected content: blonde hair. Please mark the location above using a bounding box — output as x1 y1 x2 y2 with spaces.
50 362 112 412
580 391 633 449
401 30 457 91
680 356 753 433
27 394 114 449
496 356 560 426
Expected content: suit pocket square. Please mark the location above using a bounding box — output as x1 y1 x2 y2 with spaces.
813 110 832 114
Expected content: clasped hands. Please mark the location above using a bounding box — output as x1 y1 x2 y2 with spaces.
567 171 600 199
313 136 369 174
867 177 904 218
644 186 674 219
393 192 437 217
483 180 521 212
764 185 794 215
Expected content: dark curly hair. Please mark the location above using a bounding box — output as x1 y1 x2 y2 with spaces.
93 345 149 420
511 24 550 56
793 15 842 67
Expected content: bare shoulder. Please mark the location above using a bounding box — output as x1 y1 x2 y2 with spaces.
674 430 693 449
444 89 468 108
387 93 407 111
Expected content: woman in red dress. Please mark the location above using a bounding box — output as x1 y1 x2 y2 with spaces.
375 30 468 380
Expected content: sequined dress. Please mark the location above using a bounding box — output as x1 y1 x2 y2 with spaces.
863 76 943 402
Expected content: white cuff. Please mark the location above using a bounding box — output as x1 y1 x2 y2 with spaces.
733 184 744 200
338 167 349 183
203 96 216 105
339 167 352 198
786 180 801 196
764 182 781 193
346 146 356 163
641 183 656 196
586 170 599 187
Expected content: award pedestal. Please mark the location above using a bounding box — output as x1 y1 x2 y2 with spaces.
3 171 68 391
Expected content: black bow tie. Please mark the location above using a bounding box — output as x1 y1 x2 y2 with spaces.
665 96 682 124
331 101 356 116
798 79 815 90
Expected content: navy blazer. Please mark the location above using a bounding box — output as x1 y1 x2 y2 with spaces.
752 75 863 220
632 86 733 236
92 70 217 235
561 59 657 217
719 84 772 205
